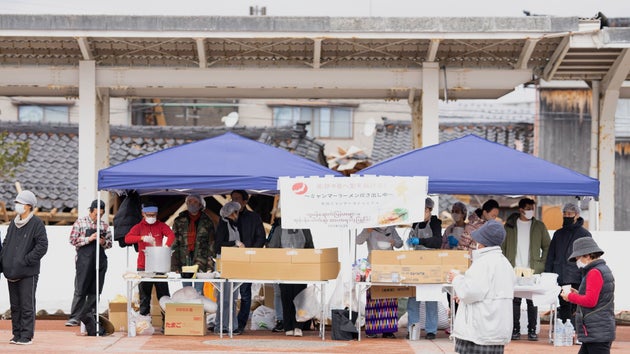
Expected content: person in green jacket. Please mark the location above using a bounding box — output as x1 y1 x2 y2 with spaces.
501 198 551 341
171 194 216 294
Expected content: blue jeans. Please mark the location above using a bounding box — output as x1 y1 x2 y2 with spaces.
182 281 204 295
237 283 252 330
407 298 438 334
214 281 238 332
273 284 283 321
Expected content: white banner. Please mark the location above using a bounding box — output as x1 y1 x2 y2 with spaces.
278 175 428 230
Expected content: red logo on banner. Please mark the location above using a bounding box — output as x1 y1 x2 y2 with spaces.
292 182 308 195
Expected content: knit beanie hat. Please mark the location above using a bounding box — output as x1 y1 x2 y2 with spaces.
471 220 506 247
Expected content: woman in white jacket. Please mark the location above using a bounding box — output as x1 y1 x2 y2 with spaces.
447 220 516 354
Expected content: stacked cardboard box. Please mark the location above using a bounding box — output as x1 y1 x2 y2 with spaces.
370 250 470 284
108 302 127 332
221 247 339 281
164 303 205 336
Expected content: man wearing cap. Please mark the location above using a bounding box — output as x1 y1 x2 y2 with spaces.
502 198 551 341
171 194 215 294
544 202 591 325
66 200 113 329
447 220 515 354
1 190 48 345
561 237 615 354
229 190 266 334
125 203 175 319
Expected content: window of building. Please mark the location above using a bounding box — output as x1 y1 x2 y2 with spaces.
18 105 69 123
272 106 353 138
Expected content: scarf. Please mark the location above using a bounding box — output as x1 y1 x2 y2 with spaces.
14 211 35 228
187 212 201 252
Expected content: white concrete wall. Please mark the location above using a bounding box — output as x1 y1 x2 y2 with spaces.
238 99 411 156
0 96 130 125
1 226 626 314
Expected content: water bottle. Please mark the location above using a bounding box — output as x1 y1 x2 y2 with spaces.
129 319 136 337
554 319 564 346
564 322 574 346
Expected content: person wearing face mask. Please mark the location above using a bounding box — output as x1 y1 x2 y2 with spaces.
213 201 244 335
406 197 442 340
561 237 615 354
457 199 499 251
446 220 515 354
441 202 471 250
66 199 113 333
544 202 591 327
501 198 551 341
171 194 215 295
124 202 175 320
1 190 48 345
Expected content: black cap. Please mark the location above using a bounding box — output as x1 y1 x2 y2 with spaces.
90 199 105 210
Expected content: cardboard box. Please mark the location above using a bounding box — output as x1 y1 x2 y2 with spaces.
370 285 416 299
262 284 275 309
220 248 340 280
290 248 339 263
164 303 205 336
221 261 340 281
370 250 470 284
108 302 127 332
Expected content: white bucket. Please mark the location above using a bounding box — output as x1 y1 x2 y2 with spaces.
145 246 171 273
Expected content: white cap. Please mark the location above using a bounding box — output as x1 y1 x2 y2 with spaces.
15 190 37 207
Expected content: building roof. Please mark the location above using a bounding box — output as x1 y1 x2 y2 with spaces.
371 119 535 163
0 15 628 100
0 122 325 211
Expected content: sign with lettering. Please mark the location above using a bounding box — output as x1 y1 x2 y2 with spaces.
278 175 428 229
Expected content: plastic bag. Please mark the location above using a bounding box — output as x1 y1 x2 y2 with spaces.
132 312 155 336
250 305 275 331
294 286 320 322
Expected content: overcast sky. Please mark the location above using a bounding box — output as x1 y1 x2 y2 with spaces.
1 0 629 18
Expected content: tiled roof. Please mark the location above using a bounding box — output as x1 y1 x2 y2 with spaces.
0 122 325 211
371 119 534 214
371 119 534 163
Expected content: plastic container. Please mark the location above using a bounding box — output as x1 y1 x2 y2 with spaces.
554 319 565 346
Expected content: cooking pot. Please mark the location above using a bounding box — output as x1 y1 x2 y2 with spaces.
144 246 172 273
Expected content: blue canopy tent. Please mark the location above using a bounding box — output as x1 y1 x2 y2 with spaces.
358 134 599 196
98 132 342 194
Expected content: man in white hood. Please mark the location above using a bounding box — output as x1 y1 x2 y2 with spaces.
447 220 515 354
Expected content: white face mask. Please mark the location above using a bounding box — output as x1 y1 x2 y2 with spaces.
15 203 26 215
145 217 157 225
576 259 587 269
452 213 463 222
524 210 534 220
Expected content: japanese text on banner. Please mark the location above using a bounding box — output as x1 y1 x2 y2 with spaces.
278 176 428 230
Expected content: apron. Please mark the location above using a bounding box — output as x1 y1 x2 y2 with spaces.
76 241 108 297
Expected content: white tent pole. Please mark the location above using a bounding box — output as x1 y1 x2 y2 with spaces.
96 190 101 336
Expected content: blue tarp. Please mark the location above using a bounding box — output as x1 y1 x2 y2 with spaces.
98 132 341 194
359 134 599 196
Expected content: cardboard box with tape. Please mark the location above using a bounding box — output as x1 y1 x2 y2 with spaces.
369 250 470 284
164 303 205 336
220 247 340 280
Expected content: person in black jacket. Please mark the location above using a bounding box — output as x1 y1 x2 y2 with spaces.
406 197 442 340
1 190 48 345
229 190 266 333
544 202 591 325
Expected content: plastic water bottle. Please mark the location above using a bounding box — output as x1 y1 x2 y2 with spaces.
564 322 574 346
554 319 564 346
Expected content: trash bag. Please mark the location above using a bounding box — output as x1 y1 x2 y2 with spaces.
294 285 320 322
331 308 358 340
250 305 275 331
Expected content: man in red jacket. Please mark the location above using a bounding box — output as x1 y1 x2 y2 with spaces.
125 203 175 318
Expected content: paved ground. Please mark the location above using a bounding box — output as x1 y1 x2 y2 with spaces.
0 320 628 353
